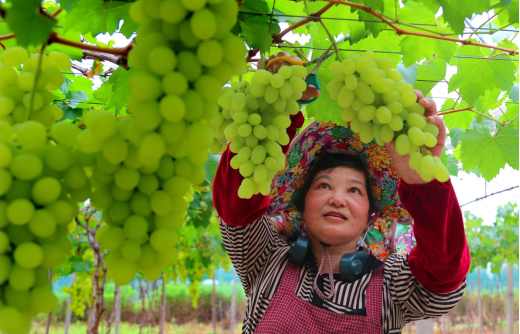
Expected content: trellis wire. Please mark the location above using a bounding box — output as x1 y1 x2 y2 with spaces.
239 11 520 32
274 44 520 61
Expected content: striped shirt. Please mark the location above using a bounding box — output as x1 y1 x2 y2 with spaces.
219 214 466 334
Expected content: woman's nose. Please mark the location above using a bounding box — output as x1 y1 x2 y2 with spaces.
328 192 347 207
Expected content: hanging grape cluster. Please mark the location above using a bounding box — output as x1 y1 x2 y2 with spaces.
327 51 449 182
0 49 77 334
210 65 307 198
62 275 92 317
64 0 247 285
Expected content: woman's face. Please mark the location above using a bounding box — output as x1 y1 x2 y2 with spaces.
302 166 371 248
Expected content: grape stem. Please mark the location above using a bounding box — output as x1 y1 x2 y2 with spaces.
318 18 342 61
25 44 47 122
246 2 336 62
322 0 519 55
438 107 507 126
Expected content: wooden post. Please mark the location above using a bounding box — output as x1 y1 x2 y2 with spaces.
507 262 514 334
212 272 217 334
498 269 501 295
115 285 121 334
230 270 236 334
44 269 53 334
159 277 166 334
478 266 482 334
64 273 75 334
415 319 433 333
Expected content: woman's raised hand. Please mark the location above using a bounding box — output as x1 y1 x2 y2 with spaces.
262 51 320 102
384 90 446 185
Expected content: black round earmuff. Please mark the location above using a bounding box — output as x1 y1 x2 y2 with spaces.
288 236 369 282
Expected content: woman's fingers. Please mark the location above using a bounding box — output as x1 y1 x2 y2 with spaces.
414 89 424 101
419 97 437 117
271 60 292 73
426 115 446 157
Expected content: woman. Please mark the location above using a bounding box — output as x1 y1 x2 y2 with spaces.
213 59 470 333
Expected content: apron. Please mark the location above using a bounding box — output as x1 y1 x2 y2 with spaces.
254 262 384 334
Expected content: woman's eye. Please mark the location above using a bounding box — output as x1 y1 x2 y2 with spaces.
349 187 361 193
318 183 329 189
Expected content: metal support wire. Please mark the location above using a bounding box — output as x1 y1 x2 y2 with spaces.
239 11 519 33
274 44 520 61
460 186 519 207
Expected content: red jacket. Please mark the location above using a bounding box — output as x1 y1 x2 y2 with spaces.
213 111 470 293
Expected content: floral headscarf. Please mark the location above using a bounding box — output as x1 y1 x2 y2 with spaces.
268 121 415 261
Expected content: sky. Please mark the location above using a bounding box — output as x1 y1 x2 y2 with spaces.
89 11 519 226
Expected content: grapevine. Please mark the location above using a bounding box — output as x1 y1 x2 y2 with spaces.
210 65 307 198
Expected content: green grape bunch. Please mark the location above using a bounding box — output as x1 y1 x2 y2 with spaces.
69 0 248 286
0 47 81 334
0 47 69 127
326 51 449 183
210 65 308 199
62 276 92 317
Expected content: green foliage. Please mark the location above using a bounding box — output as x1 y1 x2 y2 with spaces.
5 0 56 47
459 123 519 181
62 0 138 38
448 45 518 106
465 203 519 273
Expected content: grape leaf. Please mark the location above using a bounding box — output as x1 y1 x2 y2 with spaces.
448 126 464 147
397 62 418 86
96 67 134 110
349 30 402 66
448 44 517 106
441 98 474 130
400 36 457 66
204 153 221 184
357 0 385 37
436 0 492 35
474 88 501 114
62 0 138 38
414 58 446 96
305 57 345 126
58 0 80 12
459 123 519 181
499 103 519 128
399 1 436 26
5 0 56 47
339 9 371 45
239 16 273 53
441 149 459 176
507 0 519 24
508 83 519 103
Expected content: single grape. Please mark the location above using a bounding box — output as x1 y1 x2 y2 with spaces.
434 161 450 182
408 127 426 146
394 134 411 156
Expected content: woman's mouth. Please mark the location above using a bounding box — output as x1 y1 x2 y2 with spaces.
323 211 347 221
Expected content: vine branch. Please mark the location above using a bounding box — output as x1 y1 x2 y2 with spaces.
0 32 133 57
438 107 506 126
322 0 519 55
